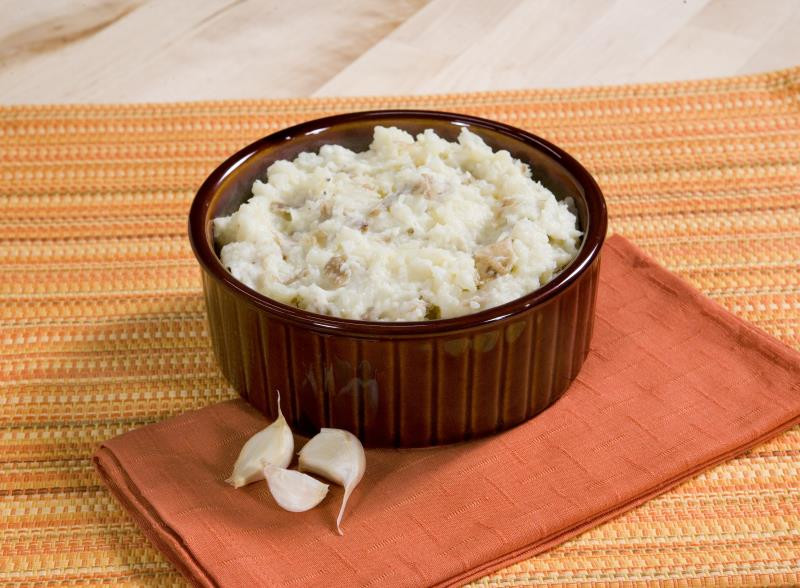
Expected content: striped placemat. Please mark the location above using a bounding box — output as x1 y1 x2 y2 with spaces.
2 67 798 586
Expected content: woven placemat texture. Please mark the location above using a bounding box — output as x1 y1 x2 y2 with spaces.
2 67 799 586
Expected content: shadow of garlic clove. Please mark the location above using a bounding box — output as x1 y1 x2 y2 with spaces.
298 428 366 535
264 465 329 512
226 391 293 488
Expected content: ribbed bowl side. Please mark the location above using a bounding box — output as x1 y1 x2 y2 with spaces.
191 110 608 447
201 252 601 447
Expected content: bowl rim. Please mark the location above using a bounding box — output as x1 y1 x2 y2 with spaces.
189 109 607 336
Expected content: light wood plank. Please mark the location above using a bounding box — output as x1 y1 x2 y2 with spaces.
0 0 797 104
317 0 724 95
636 0 800 82
313 0 523 97
0 0 428 103
738 2 800 75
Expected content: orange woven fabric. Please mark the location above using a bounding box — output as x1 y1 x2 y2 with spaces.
92 236 800 588
2 67 799 585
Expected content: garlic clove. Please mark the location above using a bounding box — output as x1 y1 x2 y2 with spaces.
226 391 293 488
298 428 366 535
264 465 329 512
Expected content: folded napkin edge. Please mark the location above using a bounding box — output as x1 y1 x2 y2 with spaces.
438 409 800 587
93 405 800 588
92 448 213 588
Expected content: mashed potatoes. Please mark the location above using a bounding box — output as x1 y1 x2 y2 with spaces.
213 126 581 321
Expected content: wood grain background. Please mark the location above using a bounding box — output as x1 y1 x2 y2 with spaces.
1 0 798 104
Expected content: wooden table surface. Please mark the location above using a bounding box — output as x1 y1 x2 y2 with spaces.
1 0 798 104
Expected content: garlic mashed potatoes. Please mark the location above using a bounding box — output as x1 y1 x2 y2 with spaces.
213 126 581 321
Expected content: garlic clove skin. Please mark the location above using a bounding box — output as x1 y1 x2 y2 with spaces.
226 391 294 488
264 465 329 512
298 428 366 535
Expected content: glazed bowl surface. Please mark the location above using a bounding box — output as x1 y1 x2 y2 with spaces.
189 110 607 447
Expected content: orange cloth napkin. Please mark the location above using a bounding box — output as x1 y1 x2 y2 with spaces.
93 235 800 588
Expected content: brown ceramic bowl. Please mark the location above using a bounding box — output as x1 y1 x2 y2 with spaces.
189 110 606 447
